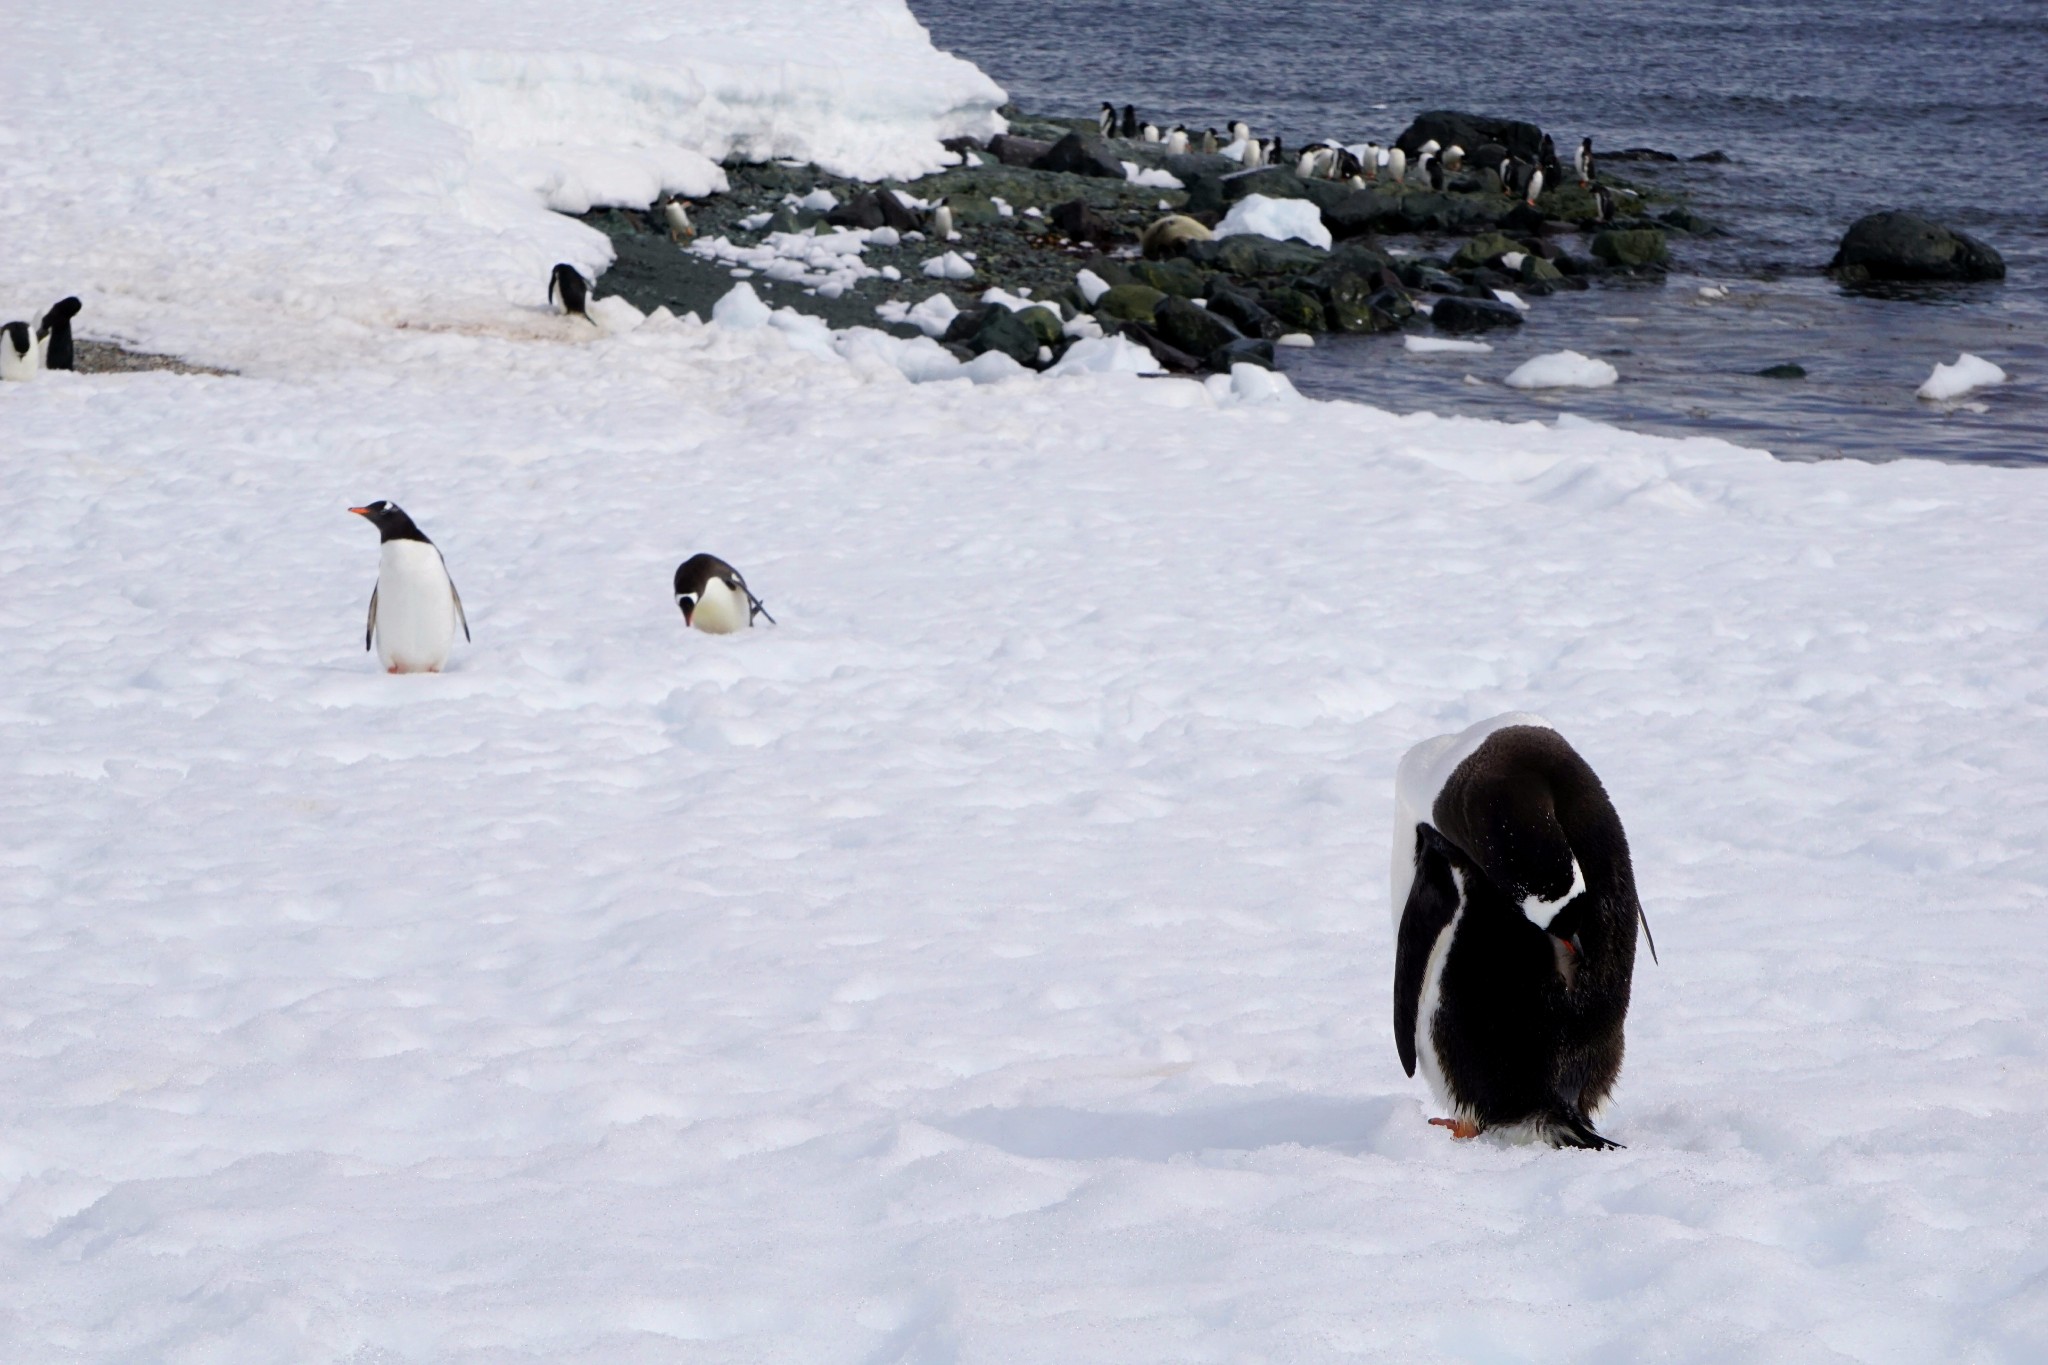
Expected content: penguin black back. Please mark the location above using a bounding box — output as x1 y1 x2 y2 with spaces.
549 263 592 322
1120 104 1139 139
1392 720 1652 1149
674 552 775 629
349 499 433 544
36 297 81 371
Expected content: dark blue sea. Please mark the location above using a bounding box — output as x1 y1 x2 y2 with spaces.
907 0 2046 464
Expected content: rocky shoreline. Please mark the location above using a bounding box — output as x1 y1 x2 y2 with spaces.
580 105 1719 374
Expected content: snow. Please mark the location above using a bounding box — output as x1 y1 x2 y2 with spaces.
922 251 976 280
1506 350 1623 390
5 2 2048 1360
1405 335 1495 355
1121 161 1186 190
1075 269 1113 306
1214 194 1334 250
1917 352 2008 401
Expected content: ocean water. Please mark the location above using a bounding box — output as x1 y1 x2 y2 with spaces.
908 0 2047 464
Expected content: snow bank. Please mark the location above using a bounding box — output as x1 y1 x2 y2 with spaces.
0 0 1005 370
1214 195 1333 250
1506 350 1622 390
1916 352 2008 401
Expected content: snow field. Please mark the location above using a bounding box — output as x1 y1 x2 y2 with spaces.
4 316 2048 1359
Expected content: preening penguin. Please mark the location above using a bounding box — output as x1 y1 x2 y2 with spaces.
549 263 594 324
1390 715 1655 1150
36 296 81 371
674 553 774 635
0 321 39 381
349 501 470 674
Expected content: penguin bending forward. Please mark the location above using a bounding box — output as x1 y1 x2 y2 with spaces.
37 297 82 371
1390 714 1655 1149
350 501 470 673
549 263 594 323
674 553 774 634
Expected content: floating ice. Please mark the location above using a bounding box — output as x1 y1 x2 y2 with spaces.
1405 336 1494 355
1917 353 2007 401
1505 350 1620 389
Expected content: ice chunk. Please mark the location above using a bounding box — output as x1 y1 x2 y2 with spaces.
1505 350 1620 389
1917 353 2007 401
1213 195 1331 250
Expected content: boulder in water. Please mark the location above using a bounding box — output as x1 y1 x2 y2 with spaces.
1430 296 1525 332
1591 228 1670 268
1828 211 2005 284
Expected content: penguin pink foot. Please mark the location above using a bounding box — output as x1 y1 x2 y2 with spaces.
1429 1117 1481 1140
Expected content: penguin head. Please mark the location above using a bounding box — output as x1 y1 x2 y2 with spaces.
39 297 81 333
350 500 430 543
1 321 30 358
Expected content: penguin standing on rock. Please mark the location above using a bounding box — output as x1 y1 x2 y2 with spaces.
549 263 594 324
1 321 39 381
1575 137 1595 188
1099 103 1117 137
1121 104 1140 139
36 297 81 371
674 553 774 634
349 501 470 674
1594 183 1616 224
1390 714 1656 1150
1165 125 1190 155
661 195 694 243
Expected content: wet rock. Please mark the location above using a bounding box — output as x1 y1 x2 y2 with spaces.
1203 280 1282 338
1261 286 1329 331
1451 232 1523 270
1049 198 1122 245
1034 132 1127 180
825 192 887 230
1153 295 1243 357
1097 283 1166 323
1827 211 2005 283
1184 235 1329 278
945 306 1042 366
1591 228 1671 268
1211 336 1277 371
1013 305 1066 349
1758 363 1807 379
1690 150 1733 164
1321 270 1393 333
1605 147 1680 162
1520 255 1565 284
1130 257 1210 298
1396 112 1545 163
1115 320 1205 372
988 134 1054 168
1222 166 1311 202
1080 255 1139 290
1430 297 1525 332
1658 206 1725 236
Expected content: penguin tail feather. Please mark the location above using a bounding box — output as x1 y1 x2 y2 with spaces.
1546 1110 1623 1151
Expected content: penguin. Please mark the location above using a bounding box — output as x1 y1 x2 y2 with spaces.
1240 138 1263 169
1525 167 1545 207
1390 714 1656 1150
1362 142 1382 181
1141 123 1161 143
349 501 470 674
1297 147 1324 179
1443 144 1465 172
1201 128 1219 155
1099 103 1116 137
674 553 774 634
1 321 38 381
1265 136 1285 167
1335 146 1364 179
1427 154 1446 191
661 195 694 243
1418 138 1442 160
549 263 594 324
1593 183 1616 224
928 197 955 241
1121 104 1140 139
1386 146 1407 184
1575 136 1594 188
1230 119 1251 144
36 296 81 371
1539 133 1562 181
1165 125 1190 155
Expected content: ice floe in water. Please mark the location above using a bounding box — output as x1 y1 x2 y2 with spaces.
1917 352 2008 401
1506 349 1622 389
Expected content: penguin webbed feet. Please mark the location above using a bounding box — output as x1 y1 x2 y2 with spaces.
1548 1110 1623 1150
1428 1116 1481 1140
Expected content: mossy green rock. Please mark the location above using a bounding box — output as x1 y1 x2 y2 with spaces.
1591 228 1670 267
1153 296 1243 358
1185 235 1329 278
1015 305 1065 348
1262 286 1329 331
1520 255 1565 284
1451 232 1523 270
1130 258 1211 298
1097 283 1166 322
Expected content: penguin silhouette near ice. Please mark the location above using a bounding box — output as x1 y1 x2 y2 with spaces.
549 263 594 324
350 501 470 673
1390 715 1656 1149
674 553 774 635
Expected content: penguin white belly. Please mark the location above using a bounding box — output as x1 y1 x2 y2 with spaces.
1414 889 1467 1119
0 343 38 382
374 541 460 672
690 576 750 635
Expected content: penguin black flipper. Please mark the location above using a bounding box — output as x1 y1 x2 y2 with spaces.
365 584 379 652
444 557 472 642
1394 822 1464 1078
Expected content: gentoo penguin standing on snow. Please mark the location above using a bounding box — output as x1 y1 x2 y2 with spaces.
549 263 594 323
0 321 39 381
350 501 470 674
661 195 694 243
1390 714 1656 1149
36 297 81 371
674 553 774 635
